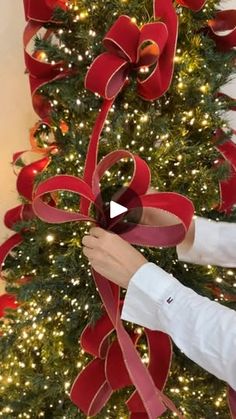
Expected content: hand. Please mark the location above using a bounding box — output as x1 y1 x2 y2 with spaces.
82 227 147 288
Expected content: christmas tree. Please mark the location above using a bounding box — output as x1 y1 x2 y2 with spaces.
0 0 236 417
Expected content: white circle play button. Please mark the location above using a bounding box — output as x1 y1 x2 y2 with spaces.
109 201 128 219
94 185 143 232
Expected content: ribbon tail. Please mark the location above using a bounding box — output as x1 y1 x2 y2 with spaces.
80 99 114 215
92 270 183 418
228 386 236 419
0 234 23 272
208 10 236 51
126 330 173 417
70 358 113 416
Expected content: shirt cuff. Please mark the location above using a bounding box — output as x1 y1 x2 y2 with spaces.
177 217 220 265
121 262 178 330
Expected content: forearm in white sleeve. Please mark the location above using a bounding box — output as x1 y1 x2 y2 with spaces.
121 262 236 390
177 217 236 267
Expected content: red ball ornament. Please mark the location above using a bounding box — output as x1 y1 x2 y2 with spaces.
59 120 69 134
33 50 48 62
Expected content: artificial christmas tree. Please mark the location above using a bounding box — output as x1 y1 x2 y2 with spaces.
0 0 235 417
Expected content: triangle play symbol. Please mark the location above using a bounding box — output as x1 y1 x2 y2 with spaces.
110 200 128 219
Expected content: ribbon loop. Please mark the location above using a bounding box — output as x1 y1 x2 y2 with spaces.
23 20 72 119
86 53 129 99
138 22 168 66
80 312 114 358
33 175 96 224
208 10 236 51
93 150 151 201
4 205 34 230
70 358 113 417
104 15 140 62
176 0 206 11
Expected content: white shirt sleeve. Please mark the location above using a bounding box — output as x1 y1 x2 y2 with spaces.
121 262 236 390
177 217 236 267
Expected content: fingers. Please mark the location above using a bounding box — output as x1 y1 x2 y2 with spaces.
82 246 105 261
81 235 98 248
82 246 94 259
89 227 106 238
82 245 112 267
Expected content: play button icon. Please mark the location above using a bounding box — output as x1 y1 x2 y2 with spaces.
94 185 143 234
110 201 128 219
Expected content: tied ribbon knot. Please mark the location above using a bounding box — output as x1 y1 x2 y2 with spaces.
32 148 194 418
85 15 173 101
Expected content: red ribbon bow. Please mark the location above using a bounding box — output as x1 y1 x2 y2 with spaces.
85 13 177 101
71 304 172 417
32 148 194 418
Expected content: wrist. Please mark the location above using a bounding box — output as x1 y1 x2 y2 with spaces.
126 257 147 288
179 218 195 251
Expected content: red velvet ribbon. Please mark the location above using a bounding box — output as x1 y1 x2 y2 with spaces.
85 14 176 101
0 294 19 318
214 128 236 213
32 148 194 417
0 124 53 276
23 0 71 119
213 91 236 214
23 0 67 22
208 10 236 51
218 139 236 213
176 0 206 11
81 0 178 215
228 387 236 419
0 157 50 271
70 305 172 417
81 0 210 215
23 21 72 119
0 157 46 274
